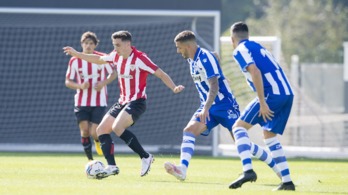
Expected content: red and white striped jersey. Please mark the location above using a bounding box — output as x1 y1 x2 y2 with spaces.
66 51 114 107
100 46 158 104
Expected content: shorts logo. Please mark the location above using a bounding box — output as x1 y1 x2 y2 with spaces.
227 110 237 119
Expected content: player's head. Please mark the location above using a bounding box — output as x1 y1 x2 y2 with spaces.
230 22 249 49
174 30 197 59
80 31 99 54
111 30 132 56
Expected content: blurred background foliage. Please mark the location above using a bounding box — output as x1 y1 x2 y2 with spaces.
221 0 348 64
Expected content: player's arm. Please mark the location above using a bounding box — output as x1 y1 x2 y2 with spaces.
94 70 117 91
153 68 184 94
205 76 219 111
198 76 219 123
65 78 90 90
246 64 274 122
63 46 107 64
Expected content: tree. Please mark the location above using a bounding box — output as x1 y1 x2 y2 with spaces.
245 0 348 64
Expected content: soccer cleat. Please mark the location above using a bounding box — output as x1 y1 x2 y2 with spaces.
96 165 119 179
94 140 103 156
273 181 295 191
141 154 154 177
229 169 257 189
164 162 186 181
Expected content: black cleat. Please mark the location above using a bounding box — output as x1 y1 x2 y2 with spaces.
229 169 257 189
273 181 295 191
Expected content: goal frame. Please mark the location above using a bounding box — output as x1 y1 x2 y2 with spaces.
0 7 221 155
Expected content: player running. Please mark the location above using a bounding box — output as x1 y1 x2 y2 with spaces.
164 30 280 182
64 30 184 178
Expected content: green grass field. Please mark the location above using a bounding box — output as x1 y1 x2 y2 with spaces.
0 152 347 195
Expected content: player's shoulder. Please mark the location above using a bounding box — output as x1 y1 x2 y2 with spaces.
68 57 78 65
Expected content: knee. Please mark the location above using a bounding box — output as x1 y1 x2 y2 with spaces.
96 126 105 137
113 127 125 137
80 128 89 137
183 127 198 136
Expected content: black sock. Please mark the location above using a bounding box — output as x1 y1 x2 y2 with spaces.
120 129 149 159
81 137 93 160
98 134 116 165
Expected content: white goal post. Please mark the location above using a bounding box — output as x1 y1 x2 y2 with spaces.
0 7 220 154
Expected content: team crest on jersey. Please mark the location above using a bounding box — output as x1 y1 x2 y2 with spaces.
129 64 136 71
227 110 238 119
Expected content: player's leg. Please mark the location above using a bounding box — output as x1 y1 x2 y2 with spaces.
165 105 214 181
78 120 93 160
164 120 207 181
228 98 261 189
96 102 121 179
112 99 153 176
90 107 107 156
75 106 93 161
263 95 295 191
229 119 257 189
228 131 280 178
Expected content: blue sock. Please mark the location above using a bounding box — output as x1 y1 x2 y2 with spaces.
233 127 252 172
180 132 195 168
250 142 279 174
265 137 292 182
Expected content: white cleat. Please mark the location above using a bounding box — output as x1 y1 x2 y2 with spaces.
141 154 154 177
96 165 119 179
164 162 186 181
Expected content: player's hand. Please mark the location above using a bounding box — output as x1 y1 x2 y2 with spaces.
63 46 78 57
196 108 210 124
258 101 274 122
173 85 185 93
94 81 105 91
80 82 90 90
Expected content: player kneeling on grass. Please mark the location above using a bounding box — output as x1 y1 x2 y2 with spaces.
164 30 281 183
65 31 116 161
64 30 184 179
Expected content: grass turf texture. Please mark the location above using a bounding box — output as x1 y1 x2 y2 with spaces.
0 152 347 195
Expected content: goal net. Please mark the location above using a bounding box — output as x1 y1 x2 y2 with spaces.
0 8 220 154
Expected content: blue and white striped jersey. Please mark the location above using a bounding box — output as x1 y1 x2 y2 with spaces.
233 39 293 96
188 47 236 105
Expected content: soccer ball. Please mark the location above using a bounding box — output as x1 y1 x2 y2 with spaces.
85 160 105 179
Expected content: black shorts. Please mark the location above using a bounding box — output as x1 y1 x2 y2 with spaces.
108 98 146 124
74 106 107 124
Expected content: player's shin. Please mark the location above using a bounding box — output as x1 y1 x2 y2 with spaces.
180 132 195 170
81 136 93 160
98 134 116 165
120 129 149 159
264 137 292 183
250 142 280 177
232 127 252 171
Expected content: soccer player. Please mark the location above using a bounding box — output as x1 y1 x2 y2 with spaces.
65 31 116 161
164 30 280 182
63 30 184 178
229 22 295 191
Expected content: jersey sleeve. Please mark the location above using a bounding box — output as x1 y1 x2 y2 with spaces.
66 58 77 80
100 51 117 63
104 63 114 74
201 52 220 79
137 53 159 74
233 46 255 72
